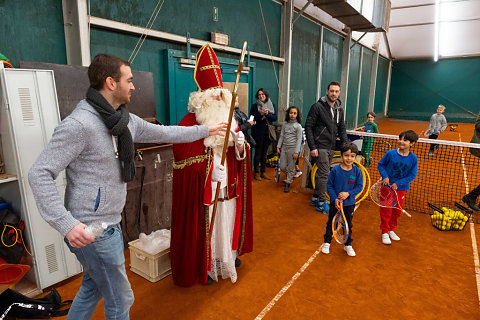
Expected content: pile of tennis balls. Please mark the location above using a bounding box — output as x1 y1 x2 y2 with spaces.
431 207 469 231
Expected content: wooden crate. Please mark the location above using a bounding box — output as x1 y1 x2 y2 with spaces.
128 239 171 282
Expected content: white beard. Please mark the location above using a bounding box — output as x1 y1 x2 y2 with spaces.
188 89 235 156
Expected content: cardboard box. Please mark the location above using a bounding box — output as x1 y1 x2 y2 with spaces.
128 239 171 282
211 32 229 46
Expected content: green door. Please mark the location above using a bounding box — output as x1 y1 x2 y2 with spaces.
166 49 255 125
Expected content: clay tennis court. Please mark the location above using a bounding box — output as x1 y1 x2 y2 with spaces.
49 118 480 319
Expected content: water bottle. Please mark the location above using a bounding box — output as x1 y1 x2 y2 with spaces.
85 222 108 238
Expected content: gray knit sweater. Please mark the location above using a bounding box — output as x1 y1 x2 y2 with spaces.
277 120 303 153
429 113 447 133
28 100 209 236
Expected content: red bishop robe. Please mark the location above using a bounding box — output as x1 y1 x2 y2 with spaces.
170 113 253 287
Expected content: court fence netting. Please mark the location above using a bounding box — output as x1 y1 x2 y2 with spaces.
345 130 480 222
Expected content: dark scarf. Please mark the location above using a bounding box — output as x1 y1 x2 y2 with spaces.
86 87 135 182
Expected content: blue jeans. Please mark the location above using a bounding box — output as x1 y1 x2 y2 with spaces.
65 223 134 320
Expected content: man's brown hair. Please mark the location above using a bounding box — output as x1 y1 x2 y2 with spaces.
327 81 341 90
88 54 130 90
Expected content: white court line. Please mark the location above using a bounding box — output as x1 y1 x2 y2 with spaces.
458 133 480 307
254 244 323 320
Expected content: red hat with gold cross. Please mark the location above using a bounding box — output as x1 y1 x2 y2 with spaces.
194 44 223 91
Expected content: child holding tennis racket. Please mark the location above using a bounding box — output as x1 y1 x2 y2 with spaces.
427 105 447 155
321 142 363 257
377 130 418 244
277 106 303 193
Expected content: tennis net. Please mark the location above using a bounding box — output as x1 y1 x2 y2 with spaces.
347 130 480 216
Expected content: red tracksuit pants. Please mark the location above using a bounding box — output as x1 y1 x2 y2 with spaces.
380 189 406 233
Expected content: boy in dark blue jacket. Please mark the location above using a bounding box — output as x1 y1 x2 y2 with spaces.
321 142 363 257
377 130 418 245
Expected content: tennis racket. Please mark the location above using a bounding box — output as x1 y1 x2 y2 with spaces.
423 128 434 137
274 159 281 183
332 203 350 244
370 179 412 218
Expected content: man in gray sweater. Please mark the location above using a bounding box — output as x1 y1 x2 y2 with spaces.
28 54 226 320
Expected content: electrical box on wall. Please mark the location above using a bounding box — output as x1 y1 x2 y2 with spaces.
211 32 229 46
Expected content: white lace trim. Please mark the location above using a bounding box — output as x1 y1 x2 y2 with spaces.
208 167 238 283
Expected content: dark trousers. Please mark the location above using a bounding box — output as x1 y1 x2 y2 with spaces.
323 203 354 246
428 133 439 152
253 136 271 173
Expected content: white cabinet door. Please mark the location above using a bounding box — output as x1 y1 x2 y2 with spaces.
3 69 81 289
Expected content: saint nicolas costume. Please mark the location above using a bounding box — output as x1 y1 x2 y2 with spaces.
170 44 253 287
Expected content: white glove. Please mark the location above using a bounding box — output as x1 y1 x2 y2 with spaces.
234 131 245 146
211 164 226 182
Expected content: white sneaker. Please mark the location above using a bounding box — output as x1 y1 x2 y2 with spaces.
321 243 330 254
382 233 391 245
344 245 356 257
388 231 400 241
294 170 302 178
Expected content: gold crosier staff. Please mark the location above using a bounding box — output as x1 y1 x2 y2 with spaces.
209 41 247 242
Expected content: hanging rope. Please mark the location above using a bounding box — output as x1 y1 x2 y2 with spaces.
87 0 91 46
258 0 280 94
128 0 166 64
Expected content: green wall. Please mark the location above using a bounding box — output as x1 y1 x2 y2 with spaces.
1 0 392 127
345 45 361 129
320 28 344 95
90 0 282 124
374 56 389 117
90 0 281 56
357 48 373 125
0 0 67 66
389 57 480 122
290 16 322 126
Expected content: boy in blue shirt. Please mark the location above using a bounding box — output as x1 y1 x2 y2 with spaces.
377 130 418 245
321 142 363 257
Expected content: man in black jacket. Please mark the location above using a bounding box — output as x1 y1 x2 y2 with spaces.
305 81 348 214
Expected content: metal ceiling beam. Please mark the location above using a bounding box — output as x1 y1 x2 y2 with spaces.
389 17 480 28
292 0 314 25
89 16 285 63
382 31 392 60
392 0 474 10
350 32 367 49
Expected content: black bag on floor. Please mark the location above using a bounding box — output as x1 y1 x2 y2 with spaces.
0 288 71 319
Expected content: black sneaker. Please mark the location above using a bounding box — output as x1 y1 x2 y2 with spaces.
206 276 214 285
462 195 480 211
235 257 241 268
284 183 290 193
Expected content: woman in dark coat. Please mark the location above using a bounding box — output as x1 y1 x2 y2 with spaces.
234 97 256 147
250 88 277 180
